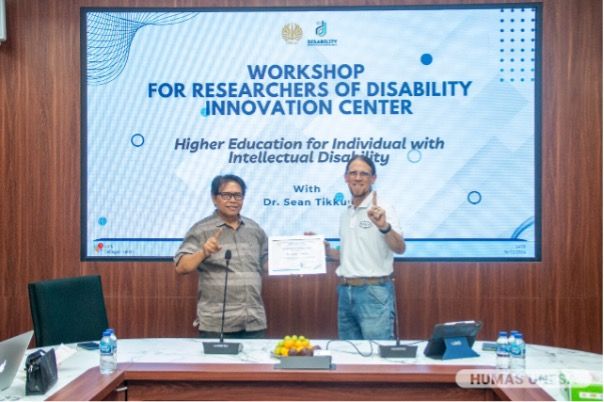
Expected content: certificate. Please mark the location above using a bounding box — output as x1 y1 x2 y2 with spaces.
268 235 326 276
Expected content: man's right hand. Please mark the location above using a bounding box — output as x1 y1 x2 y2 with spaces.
202 228 223 257
175 228 225 275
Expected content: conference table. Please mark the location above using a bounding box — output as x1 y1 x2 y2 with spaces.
1 338 601 401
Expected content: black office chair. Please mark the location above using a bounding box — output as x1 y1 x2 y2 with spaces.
28 275 109 347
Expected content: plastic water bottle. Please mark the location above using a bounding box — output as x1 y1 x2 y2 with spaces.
99 330 117 374
495 331 509 369
510 333 526 370
508 330 518 349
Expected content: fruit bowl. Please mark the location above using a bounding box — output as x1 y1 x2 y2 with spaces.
272 335 333 370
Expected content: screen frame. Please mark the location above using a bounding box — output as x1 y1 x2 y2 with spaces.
80 3 543 262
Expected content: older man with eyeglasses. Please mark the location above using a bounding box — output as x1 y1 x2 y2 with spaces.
325 155 406 340
174 174 268 339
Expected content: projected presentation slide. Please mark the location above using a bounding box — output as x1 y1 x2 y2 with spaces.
81 5 541 260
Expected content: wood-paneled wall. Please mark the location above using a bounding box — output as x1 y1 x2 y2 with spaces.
1 0 601 353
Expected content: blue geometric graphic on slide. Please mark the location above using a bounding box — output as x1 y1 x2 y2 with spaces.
511 216 534 239
498 7 537 83
86 12 197 85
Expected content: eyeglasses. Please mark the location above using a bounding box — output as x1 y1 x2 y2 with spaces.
347 170 372 178
217 192 244 201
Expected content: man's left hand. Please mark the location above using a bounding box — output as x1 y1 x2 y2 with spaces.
367 192 388 230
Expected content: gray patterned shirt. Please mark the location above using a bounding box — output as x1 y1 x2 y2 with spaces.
174 211 268 332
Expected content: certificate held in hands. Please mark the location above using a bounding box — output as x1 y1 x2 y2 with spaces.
268 235 326 276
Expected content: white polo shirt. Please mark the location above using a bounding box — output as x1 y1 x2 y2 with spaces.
336 191 402 278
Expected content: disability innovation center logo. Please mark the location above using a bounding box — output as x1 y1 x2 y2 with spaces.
308 20 337 46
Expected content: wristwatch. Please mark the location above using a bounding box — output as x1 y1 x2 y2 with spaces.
379 223 392 234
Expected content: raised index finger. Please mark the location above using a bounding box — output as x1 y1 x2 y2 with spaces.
372 191 378 206
211 227 224 240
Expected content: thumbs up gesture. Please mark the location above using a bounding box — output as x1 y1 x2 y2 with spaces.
202 228 223 257
367 192 388 230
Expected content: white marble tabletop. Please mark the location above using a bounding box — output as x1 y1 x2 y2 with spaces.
1 339 601 401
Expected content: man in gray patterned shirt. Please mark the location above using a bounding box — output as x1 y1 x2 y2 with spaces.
174 174 268 338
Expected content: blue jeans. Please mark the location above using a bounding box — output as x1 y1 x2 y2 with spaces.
337 281 395 340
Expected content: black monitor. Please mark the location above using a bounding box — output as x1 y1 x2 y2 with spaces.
424 320 482 360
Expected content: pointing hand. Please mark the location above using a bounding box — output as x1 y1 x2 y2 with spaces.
367 192 387 230
202 228 223 256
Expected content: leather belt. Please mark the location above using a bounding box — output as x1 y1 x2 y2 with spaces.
339 276 391 286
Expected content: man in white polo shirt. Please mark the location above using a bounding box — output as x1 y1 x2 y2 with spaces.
326 155 405 340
